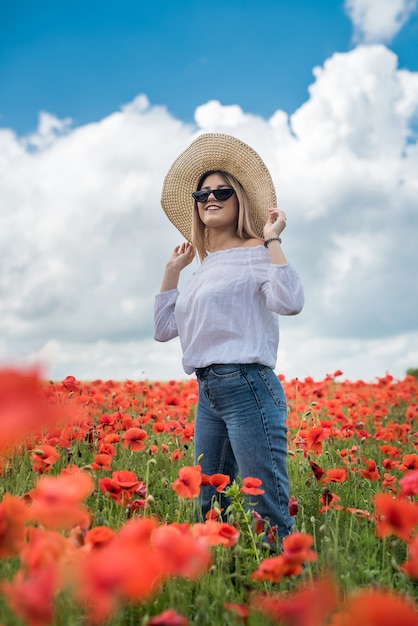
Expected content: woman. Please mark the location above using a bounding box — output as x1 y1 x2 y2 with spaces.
154 133 304 541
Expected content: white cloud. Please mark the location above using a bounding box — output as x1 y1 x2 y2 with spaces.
0 45 417 383
345 0 418 43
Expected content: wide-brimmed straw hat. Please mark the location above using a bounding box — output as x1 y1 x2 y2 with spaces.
161 133 277 240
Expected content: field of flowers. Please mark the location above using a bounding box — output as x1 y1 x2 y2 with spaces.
0 367 417 625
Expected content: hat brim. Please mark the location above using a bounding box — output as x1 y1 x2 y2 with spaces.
161 133 277 240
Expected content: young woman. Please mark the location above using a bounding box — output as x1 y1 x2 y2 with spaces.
154 133 304 541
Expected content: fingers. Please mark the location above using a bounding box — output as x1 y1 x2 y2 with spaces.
268 207 287 222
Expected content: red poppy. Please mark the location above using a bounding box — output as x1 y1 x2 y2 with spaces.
62 375 82 393
192 521 240 548
30 445 61 474
252 575 338 626
147 608 188 625
224 602 250 621
323 468 348 483
319 489 344 513
359 459 381 481
172 465 202 499
208 473 231 492
90 453 113 471
0 494 29 558
330 588 418 626
151 523 211 579
0 367 71 455
374 492 418 542
399 468 418 497
82 526 116 551
241 477 265 496
1 565 57 626
122 427 148 452
282 532 318 566
29 467 94 529
401 536 418 578
305 425 329 455
400 454 418 472
309 459 325 481
288 495 299 516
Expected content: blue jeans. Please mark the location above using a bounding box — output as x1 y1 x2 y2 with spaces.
194 363 294 539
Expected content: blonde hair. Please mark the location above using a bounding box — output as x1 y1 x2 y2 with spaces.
191 171 260 261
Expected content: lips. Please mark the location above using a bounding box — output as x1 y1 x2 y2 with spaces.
205 204 222 211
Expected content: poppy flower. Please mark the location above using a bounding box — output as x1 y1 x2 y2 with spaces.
374 492 418 542
1 565 57 626
0 494 29 558
330 588 418 626
90 453 113 472
399 468 418 497
62 375 82 393
288 495 299 516
0 367 71 455
305 425 329 455
29 468 94 529
252 554 293 583
401 535 418 578
146 608 188 625
319 489 344 513
82 526 116 551
30 445 61 474
224 602 250 621
122 427 148 452
170 449 185 463
359 459 381 481
400 454 418 472
282 532 318 566
151 523 211 579
309 459 325 481
240 477 265 496
208 473 231 492
252 575 338 626
172 465 202 499
323 468 348 484
192 521 240 548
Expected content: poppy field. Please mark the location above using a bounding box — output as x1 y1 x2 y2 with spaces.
0 367 417 625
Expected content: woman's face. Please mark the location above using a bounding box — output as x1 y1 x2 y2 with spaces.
196 172 239 232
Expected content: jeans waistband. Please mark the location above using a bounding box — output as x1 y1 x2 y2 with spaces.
194 362 268 380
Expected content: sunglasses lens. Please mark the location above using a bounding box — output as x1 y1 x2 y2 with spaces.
192 190 210 202
192 188 235 203
214 188 234 201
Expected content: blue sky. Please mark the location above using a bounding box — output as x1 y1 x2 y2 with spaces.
1 0 417 134
0 0 417 383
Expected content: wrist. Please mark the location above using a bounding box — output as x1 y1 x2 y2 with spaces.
264 236 282 248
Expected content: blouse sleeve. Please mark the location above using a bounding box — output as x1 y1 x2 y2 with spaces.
154 289 179 341
261 263 305 315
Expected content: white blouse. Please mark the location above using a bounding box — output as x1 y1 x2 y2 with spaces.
154 245 304 375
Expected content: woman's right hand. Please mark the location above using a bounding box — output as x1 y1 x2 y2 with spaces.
167 242 195 271
160 242 195 292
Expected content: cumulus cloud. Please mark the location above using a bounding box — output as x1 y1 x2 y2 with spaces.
0 46 417 382
345 0 418 43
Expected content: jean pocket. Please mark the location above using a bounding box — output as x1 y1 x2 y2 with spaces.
210 363 241 378
258 367 288 407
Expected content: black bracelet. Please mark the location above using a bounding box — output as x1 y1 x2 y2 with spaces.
264 236 282 248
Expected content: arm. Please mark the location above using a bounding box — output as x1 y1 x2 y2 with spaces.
262 207 304 314
160 242 195 292
154 242 195 342
263 207 288 265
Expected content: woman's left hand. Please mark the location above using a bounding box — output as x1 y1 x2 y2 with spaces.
263 208 287 241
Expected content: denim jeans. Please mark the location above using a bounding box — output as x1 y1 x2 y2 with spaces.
194 363 294 539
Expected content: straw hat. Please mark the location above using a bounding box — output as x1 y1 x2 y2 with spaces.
161 133 277 240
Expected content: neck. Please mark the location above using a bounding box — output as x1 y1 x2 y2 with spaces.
207 228 241 252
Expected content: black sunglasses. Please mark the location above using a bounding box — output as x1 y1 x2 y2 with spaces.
192 188 235 203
